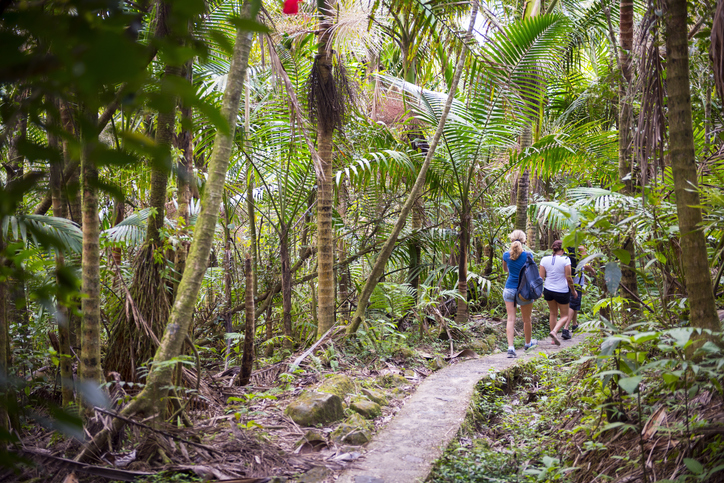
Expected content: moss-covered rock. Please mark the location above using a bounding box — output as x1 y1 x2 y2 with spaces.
486 333 499 351
396 345 416 359
467 338 489 353
285 391 344 426
331 414 372 445
377 373 408 387
361 388 388 406
318 374 356 400
429 355 447 370
350 398 382 419
295 429 326 447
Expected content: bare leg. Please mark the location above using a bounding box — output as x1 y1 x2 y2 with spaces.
505 301 516 348
521 303 533 345
547 300 557 332
567 309 578 329
553 303 569 334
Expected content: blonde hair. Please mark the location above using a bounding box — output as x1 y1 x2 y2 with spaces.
509 230 527 260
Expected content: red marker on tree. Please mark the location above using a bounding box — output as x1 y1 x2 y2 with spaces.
283 0 300 15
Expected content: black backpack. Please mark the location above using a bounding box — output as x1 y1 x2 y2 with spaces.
515 253 544 306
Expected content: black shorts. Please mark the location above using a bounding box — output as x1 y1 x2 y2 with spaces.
569 290 583 311
544 288 570 305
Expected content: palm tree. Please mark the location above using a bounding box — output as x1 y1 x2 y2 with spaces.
665 0 719 334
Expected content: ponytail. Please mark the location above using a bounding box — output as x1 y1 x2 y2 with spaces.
509 229 527 261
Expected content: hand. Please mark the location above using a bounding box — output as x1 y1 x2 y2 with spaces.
572 290 578 298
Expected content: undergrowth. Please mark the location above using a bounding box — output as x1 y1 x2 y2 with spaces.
428 330 724 483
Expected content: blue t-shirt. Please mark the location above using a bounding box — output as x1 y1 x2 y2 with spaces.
503 251 530 289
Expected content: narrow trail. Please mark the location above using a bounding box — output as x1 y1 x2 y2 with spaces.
337 333 589 483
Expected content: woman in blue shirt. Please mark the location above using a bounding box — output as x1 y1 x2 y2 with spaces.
502 230 537 358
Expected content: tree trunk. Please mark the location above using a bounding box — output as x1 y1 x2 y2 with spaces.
80 108 102 418
239 254 255 385
78 13 255 461
280 228 293 349
665 0 720 333
0 228 8 435
315 0 337 337
455 199 470 325
48 113 74 407
245 71 258 299
515 125 532 232
174 58 194 292
347 4 477 335
618 0 639 307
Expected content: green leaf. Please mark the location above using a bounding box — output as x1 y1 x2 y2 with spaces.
667 328 692 348
618 376 642 395
604 262 622 293
612 248 631 264
684 458 704 475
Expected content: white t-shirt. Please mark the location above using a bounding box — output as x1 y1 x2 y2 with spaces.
540 254 571 293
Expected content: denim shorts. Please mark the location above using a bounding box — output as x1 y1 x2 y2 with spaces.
503 288 517 303
503 288 534 306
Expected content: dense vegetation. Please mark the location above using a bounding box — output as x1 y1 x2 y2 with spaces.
1 0 724 480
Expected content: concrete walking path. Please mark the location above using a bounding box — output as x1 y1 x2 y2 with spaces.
337 334 589 483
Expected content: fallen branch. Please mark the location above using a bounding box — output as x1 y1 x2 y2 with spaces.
20 448 153 482
93 407 224 456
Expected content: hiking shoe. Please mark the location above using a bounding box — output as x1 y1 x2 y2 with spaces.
562 329 572 340
524 339 538 350
571 324 580 332
507 349 517 358
550 331 561 346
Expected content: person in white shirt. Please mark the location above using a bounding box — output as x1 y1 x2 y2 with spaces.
539 240 577 345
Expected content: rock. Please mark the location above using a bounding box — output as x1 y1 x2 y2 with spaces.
285 391 344 426
297 466 332 483
378 373 408 387
318 374 356 400
429 356 447 370
295 430 326 447
361 388 388 406
467 338 489 353
331 423 371 446
397 345 416 359
331 413 373 445
350 399 382 419
486 334 499 351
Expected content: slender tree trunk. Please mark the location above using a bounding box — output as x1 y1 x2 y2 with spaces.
239 254 255 385
348 4 477 335
338 178 351 319
515 125 532 232
665 0 720 333
245 71 258 299
80 108 102 417
174 58 194 292
49 114 74 407
455 199 470 325
315 0 337 337
0 228 8 435
618 0 639 307
280 228 293 349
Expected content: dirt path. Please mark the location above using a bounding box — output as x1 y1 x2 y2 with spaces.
337 334 589 483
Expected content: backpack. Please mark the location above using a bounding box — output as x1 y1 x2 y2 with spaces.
515 253 544 306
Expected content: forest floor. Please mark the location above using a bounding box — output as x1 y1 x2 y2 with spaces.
8 314 590 483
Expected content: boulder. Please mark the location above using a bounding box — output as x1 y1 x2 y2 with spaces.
350 398 382 419
318 374 356 400
285 391 344 426
361 388 388 406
